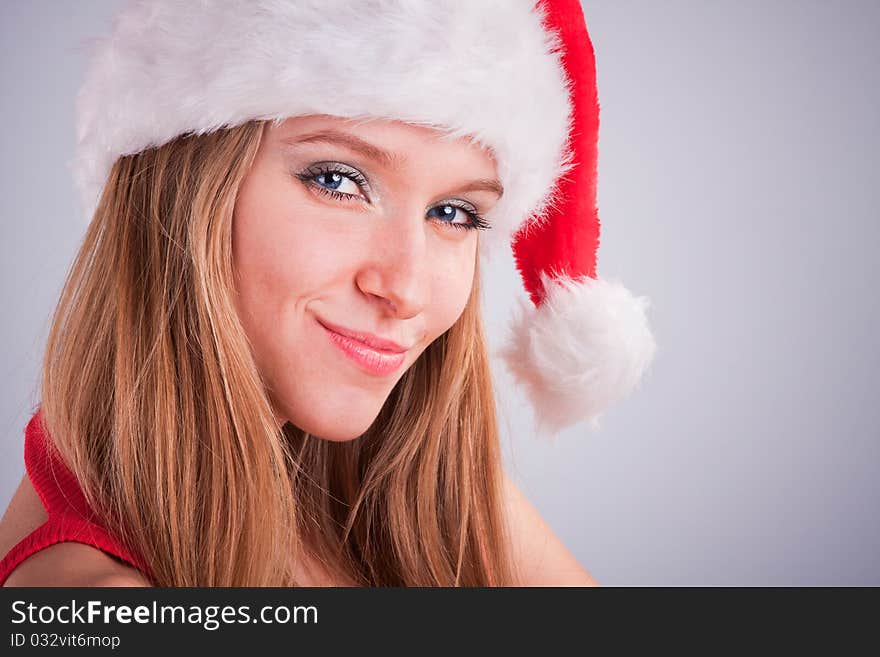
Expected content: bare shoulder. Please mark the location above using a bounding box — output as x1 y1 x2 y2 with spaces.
4 542 152 587
501 470 600 587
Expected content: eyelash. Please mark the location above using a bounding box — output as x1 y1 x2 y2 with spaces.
294 163 491 231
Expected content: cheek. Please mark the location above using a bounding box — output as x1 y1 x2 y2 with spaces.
231 187 361 374
233 188 355 309
424 245 476 339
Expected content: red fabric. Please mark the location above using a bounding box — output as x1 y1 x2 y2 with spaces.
512 0 601 306
0 409 153 585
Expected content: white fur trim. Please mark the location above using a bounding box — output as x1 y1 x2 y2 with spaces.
71 0 574 257
496 272 658 437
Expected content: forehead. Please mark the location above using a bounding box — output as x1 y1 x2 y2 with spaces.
269 114 498 173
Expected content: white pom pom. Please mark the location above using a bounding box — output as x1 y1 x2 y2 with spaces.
496 272 657 438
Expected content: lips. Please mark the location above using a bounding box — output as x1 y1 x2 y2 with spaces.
316 318 408 376
316 318 409 354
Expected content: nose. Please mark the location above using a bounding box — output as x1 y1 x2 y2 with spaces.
356 208 430 319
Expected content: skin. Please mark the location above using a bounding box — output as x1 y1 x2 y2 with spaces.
0 115 598 586
232 114 499 441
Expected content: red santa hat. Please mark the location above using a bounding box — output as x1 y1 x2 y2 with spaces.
72 0 657 437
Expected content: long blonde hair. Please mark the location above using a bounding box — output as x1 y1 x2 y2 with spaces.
39 121 514 586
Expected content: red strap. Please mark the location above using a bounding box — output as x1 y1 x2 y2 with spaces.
23 410 94 519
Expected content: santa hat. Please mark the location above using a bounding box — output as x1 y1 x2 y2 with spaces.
72 0 657 437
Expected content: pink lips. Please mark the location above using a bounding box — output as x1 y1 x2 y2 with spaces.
317 319 407 376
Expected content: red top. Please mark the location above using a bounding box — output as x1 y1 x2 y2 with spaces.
0 409 153 585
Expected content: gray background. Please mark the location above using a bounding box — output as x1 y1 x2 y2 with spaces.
2 1 878 585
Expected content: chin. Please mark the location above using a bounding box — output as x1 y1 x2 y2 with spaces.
279 401 380 443
269 368 403 441
302 420 374 443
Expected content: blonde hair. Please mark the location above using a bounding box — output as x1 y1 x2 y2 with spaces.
39 121 514 586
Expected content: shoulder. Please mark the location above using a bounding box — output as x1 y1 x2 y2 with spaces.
0 474 48 560
501 470 600 587
1 475 151 588
4 542 152 587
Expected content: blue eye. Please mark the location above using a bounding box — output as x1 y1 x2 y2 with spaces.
426 203 490 231
295 163 491 232
314 171 357 194
296 162 370 201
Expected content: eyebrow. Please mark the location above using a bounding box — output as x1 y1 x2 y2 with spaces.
281 129 504 199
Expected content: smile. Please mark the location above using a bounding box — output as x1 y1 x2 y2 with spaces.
317 319 407 377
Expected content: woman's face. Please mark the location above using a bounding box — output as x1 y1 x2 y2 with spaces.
232 114 502 441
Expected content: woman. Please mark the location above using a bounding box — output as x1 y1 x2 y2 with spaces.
0 0 656 586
